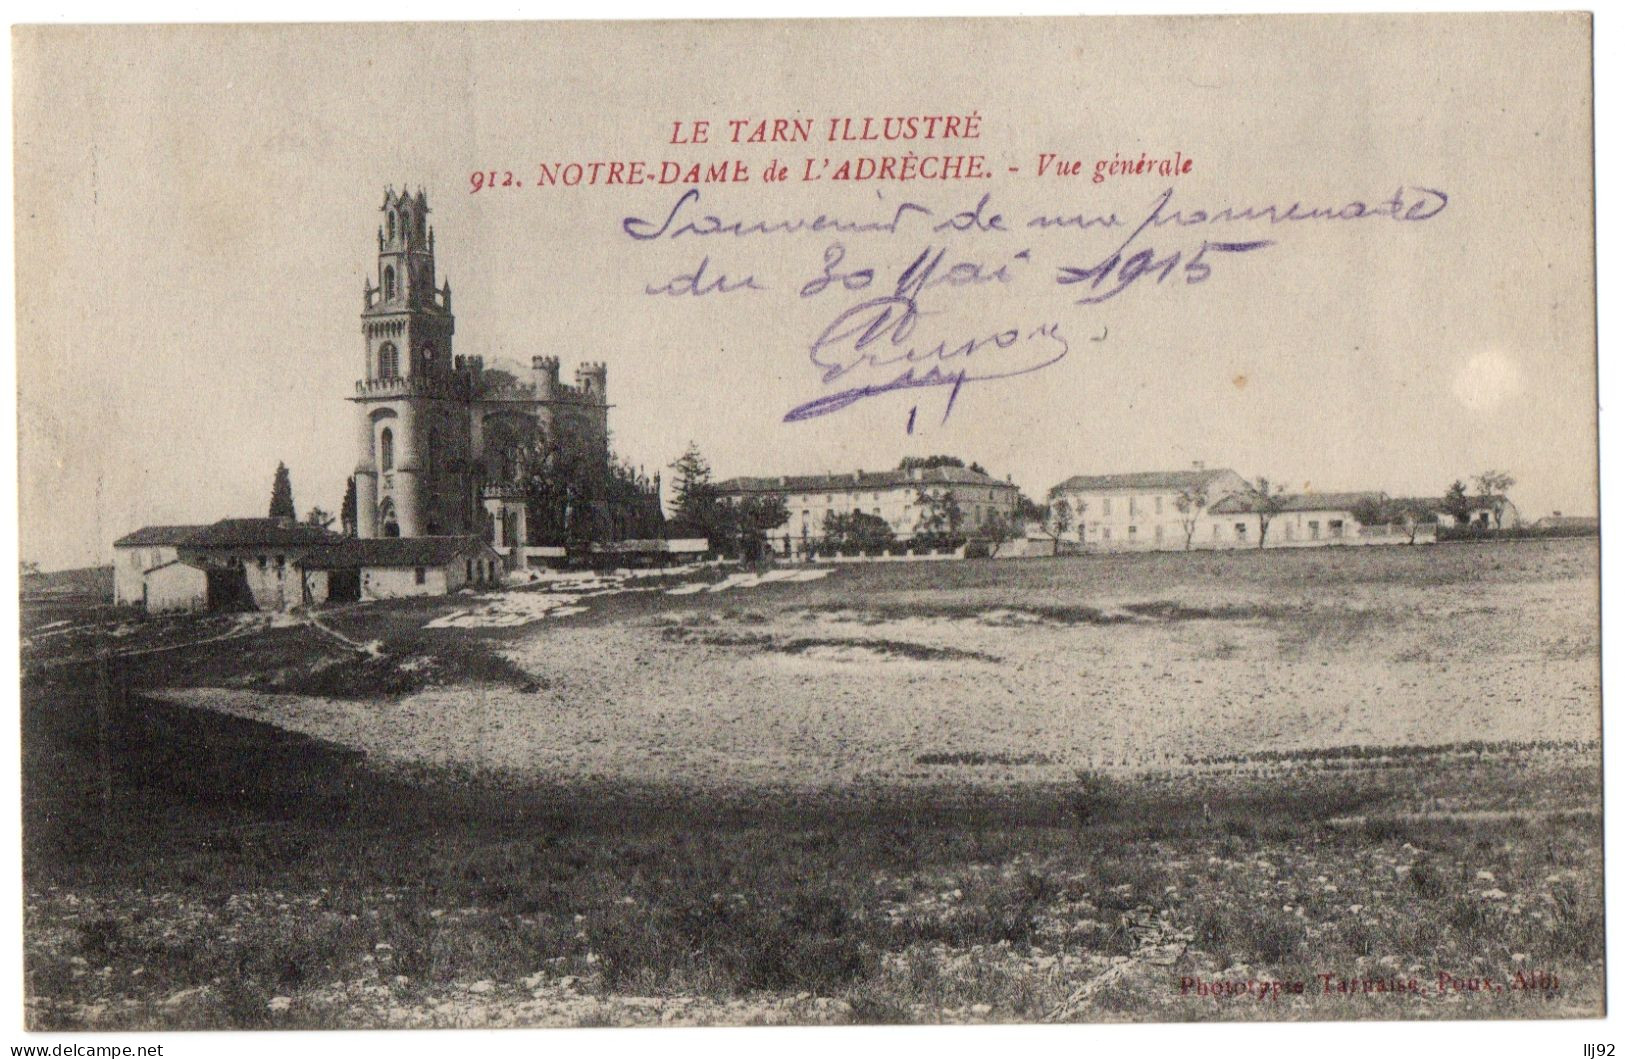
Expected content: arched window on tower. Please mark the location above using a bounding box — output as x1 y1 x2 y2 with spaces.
383 266 396 301
401 212 411 241
377 342 399 380
380 427 395 472
388 211 396 242
421 345 436 375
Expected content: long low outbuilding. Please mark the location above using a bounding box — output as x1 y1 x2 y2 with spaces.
297 534 503 604
115 517 506 612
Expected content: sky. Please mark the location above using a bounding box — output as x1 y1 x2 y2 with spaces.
13 14 1598 571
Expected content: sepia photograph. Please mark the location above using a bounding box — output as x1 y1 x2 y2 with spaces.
10 10 1603 1038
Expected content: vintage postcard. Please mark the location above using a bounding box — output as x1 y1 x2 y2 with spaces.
13 13 1599 1033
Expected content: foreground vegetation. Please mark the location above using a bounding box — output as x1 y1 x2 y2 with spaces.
23 665 1601 1027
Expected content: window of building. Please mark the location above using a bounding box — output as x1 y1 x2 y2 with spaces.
378 342 399 380
388 211 396 242
1155 525 1164 542
1213 524 1221 540
1129 496 1138 516
1234 522 1249 539
1308 520 1320 540
1155 496 1164 515
1102 527 1112 541
1103 498 1113 517
1128 525 1137 536
257 556 267 570
466 559 473 580
414 567 426 585
380 427 395 472
383 265 396 300
1330 519 1345 538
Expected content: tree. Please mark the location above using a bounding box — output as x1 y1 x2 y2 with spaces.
268 462 296 520
1391 500 1436 544
517 424 662 547
721 492 790 560
19 560 40 579
1349 495 1390 529
667 443 717 530
305 507 335 529
983 510 1021 544
1173 485 1210 551
1473 470 1517 528
1015 492 1047 527
825 510 894 554
1245 477 1288 549
341 476 358 537
1048 497 1075 541
1443 480 1474 526
913 487 965 543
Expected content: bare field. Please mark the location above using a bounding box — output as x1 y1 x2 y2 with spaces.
21 539 1604 1027
153 539 1600 789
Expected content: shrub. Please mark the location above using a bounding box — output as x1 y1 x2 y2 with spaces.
1069 770 1123 828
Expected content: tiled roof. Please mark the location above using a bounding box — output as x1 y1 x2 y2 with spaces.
113 524 207 547
714 466 1016 494
1392 495 1511 509
298 535 495 570
1051 468 1242 494
181 518 344 549
1209 491 1385 514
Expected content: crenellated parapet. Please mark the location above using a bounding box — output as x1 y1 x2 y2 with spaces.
352 375 465 400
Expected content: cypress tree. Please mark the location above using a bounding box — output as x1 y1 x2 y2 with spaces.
269 462 296 520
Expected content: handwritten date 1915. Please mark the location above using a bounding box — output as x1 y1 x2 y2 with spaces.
1057 237 1273 304
1055 185 1273 304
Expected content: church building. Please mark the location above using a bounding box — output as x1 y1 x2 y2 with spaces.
350 186 612 555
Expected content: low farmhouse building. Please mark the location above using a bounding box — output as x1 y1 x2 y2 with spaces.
713 465 1020 557
1048 467 1250 550
175 518 346 611
112 525 205 606
298 535 503 604
1207 491 1390 547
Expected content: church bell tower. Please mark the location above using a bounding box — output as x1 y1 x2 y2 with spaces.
351 186 457 538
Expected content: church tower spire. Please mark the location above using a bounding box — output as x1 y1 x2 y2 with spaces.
351 185 459 539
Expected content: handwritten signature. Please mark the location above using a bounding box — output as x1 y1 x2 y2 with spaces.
783 245 1068 424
